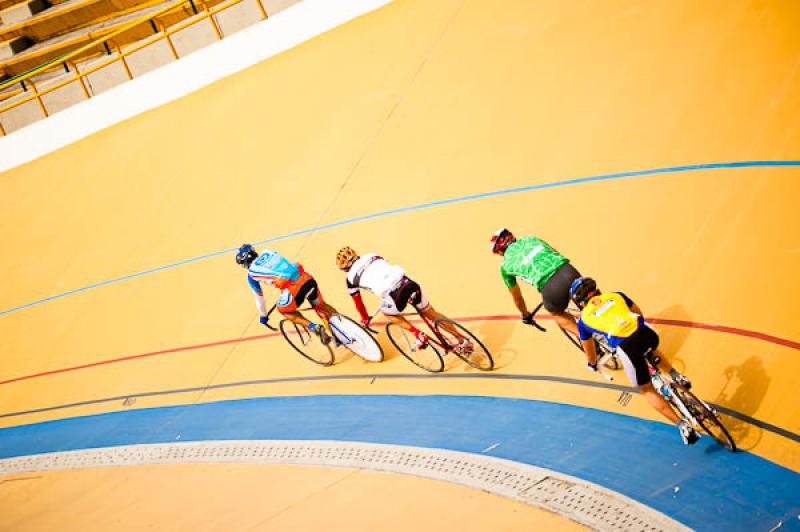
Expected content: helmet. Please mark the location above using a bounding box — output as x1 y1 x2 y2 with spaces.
490 228 515 254
336 246 359 270
569 276 598 307
235 243 258 269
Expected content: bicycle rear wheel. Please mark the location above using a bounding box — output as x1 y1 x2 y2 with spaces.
280 319 334 366
434 318 494 371
673 386 736 451
385 323 444 372
329 314 383 362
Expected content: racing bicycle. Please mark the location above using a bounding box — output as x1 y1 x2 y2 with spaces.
593 348 737 451
370 305 494 373
263 304 383 366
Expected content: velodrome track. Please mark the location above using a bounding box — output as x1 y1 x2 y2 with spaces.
1 0 800 529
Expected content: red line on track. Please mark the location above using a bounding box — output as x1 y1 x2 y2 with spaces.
0 332 281 386
1 315 797 386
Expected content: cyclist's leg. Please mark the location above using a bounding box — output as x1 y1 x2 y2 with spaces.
403 279 461 336
299 274 338 321
381 292 412 329
281 277 328 340
540 263 581 335
639 382 680 423
383 288 428 344
619 328 686 426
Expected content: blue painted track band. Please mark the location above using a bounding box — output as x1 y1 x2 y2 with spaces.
0 394 798 531
2 160 799 317
1 372 798 446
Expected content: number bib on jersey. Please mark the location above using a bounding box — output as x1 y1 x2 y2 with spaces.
580 293 640 339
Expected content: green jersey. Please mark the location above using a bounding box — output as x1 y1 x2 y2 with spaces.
500 237 569 290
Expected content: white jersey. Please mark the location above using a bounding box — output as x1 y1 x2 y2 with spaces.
346 254 406 298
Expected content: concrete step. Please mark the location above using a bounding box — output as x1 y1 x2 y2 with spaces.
0 0 160 43
0 35 31 59
0 0 51 26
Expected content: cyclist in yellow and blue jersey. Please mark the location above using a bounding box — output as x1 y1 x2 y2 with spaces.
569 276 698 445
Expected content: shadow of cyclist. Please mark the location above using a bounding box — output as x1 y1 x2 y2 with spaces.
709 355 771 451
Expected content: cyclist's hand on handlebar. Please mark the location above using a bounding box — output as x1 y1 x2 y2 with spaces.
259 315 269 327
521 312 534 325
361 317 371 327
587 361 598 372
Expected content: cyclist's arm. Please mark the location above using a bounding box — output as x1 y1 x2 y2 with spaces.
501 267 528 316
581 338 597 366
618 291 643 316
248 274 268 316
577 321 597 365
508 283 528 316
347 279 369 322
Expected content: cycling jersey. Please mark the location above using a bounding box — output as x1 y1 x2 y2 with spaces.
247 249 301 294
500 237 569 290
577 292 645 349
346 254 406 297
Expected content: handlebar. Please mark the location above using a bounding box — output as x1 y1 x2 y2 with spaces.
524 302 548 332
593 351 614 381
262 304 278 331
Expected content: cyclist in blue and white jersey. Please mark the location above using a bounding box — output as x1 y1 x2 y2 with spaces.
236 244 339 343
569 277 698 445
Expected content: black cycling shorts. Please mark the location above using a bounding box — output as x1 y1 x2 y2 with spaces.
295 278 321 308
390 277 428 313
617 324 660 386
540 262 581 313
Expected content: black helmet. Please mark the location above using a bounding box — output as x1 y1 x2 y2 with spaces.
235 243 258 269
569 276 598 307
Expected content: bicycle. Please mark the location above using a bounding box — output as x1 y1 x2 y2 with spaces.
593 348 736 451
263 304 383 366
529 301 621 371
369 304 494 373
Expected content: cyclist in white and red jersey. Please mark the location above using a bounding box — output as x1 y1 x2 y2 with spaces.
334 247 457 349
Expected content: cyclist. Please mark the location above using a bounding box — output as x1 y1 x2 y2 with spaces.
236 244 338 344
569 276 698 445
491 228 582 334
335 246 464 349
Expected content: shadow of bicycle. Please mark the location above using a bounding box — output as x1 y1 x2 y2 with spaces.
710 356 771 451
470 318 519 370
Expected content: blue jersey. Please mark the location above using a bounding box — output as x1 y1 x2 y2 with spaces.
247 249 300 295
577 292 645 349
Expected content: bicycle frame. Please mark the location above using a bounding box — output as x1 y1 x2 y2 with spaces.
644 351 699 424
367 304 461 353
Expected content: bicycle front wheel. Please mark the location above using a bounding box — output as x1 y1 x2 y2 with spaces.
279 319 334 366
434 318 494 371
674 386 736 452
560 327 619 370
329 314 383 362
385 323 444 372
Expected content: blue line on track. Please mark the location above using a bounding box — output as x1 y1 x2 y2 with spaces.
2 160 799 317
1 395 798 530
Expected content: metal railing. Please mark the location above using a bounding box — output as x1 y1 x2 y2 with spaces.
0 0 267 136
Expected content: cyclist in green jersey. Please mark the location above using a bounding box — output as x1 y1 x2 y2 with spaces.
490 228 582 334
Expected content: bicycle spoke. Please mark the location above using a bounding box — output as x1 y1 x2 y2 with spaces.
434 318 494 371
386 323 444 372
279 320 335 366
